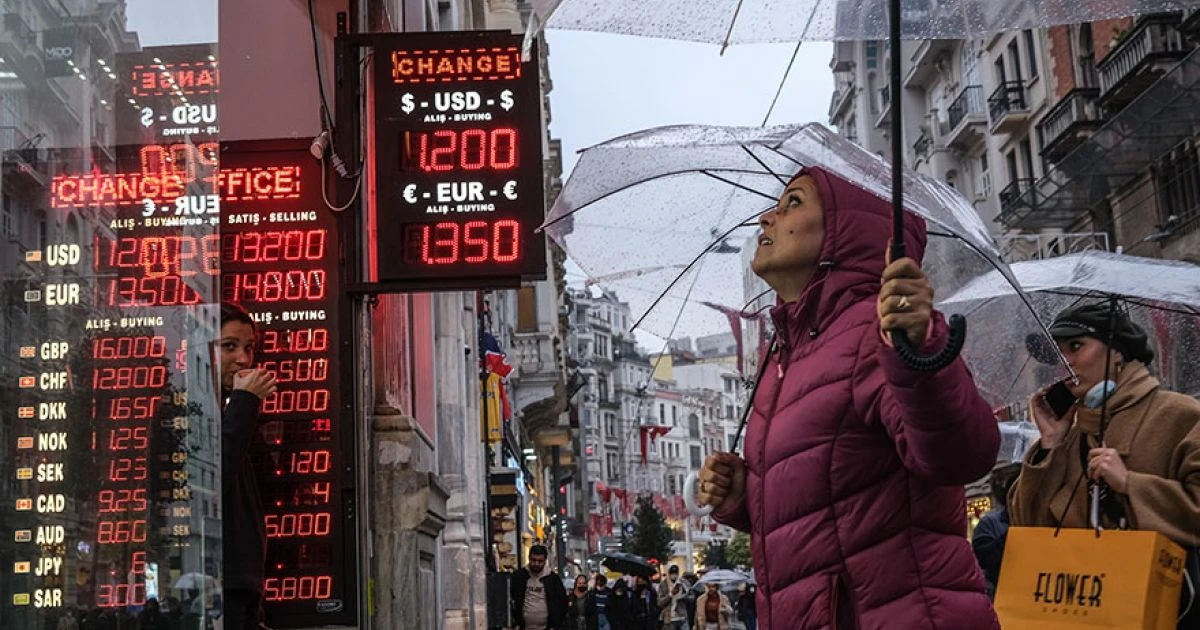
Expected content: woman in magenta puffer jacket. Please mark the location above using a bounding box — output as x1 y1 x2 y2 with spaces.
696 167 1001 629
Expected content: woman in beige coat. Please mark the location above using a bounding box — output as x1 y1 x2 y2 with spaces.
1009 302 1200 543
693 583 732 630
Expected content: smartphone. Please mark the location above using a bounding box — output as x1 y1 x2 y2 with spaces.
1043 381 1076 419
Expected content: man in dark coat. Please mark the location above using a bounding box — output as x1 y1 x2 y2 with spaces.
971 464 1019 599
511 545 569 630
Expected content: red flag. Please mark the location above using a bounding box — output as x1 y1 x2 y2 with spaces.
596 482 612 503
639 425 672 464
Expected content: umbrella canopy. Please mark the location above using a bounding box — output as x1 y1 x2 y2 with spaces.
530 0 1200 43
542 122 1066 406
600 551 658 578
170 572 216 591
940 251 1200 399
693 569 754 590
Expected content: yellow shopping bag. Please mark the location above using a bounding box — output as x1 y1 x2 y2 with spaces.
995 527 1186 629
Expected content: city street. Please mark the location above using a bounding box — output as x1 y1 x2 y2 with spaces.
0 1 1199 630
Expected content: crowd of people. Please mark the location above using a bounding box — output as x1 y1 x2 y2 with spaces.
511 546 758 630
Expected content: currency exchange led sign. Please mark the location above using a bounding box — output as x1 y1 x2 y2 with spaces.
372 31 547 288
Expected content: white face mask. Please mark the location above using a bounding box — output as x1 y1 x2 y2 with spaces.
1082 380 1117 409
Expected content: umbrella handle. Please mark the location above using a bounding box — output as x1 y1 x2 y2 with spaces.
890 314 967 372
683 472 714 517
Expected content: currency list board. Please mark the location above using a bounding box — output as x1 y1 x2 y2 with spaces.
0 43 355 629
370 30 547 289
0 43 221 630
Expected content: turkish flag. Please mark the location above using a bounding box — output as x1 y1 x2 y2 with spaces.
639 425 672 464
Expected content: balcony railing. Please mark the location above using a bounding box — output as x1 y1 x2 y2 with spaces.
988 81 1028 122
1036 88 1102 160
947 85 986 131
998 178 1039 215
1098 15 1186 98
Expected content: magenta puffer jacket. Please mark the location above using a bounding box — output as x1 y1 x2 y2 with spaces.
714 167 1000 630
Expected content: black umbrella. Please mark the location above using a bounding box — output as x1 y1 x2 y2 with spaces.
600 552 657 578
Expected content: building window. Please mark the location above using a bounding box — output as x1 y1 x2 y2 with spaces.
594 334 609 358
667 475 677 495
582 409 593 428
1023 30 1038 79
1156 141 1200 224
865 41 878 69
517 286 538 332
688 414 700 438
659 403 665 422
597 374 609 402
1020 138 1035 179
604 414 616 438
1006 38 1023 82
690 446 703 469
1 193 12 238
671 406 677 425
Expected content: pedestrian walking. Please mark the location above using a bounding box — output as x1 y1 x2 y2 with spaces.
657 566 690 630
607 580 633 629
565 575 591 630
1008 303 1200 626
733 585 755 630
696 167 1001 629
971 464 1019 599
630 575 659 630
585 574 612 630
692 583 731 630
510 545 569 630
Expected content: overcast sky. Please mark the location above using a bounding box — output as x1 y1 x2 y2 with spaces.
543 32 832 345
545 32 833 175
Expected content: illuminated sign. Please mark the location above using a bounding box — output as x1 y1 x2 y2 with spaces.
117 44 219 142
372 31 546 288
219 141 356 627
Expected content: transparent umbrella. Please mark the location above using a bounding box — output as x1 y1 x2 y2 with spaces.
530 0 1199 44
939 250 1200 400
541 122 1069 407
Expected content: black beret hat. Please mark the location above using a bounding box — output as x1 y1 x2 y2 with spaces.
1049 302 1154 365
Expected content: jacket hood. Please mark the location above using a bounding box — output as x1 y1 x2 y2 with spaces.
769 166 928 350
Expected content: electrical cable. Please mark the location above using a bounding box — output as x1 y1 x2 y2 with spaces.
308 0 336 133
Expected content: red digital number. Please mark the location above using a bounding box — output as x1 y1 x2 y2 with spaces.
276 450 332 475
221 270 326 303
97 583 147 608
260 328 330 354
140 142 218 184
104 276 205 307
264 512 332 538
223 230 327 263
261 389 330 414
412 128 518 172
93 336 167 360
98 488 149 513
92 365 168 390
107 428 150 452
107 457 148 481
258 359 329 384
103 396 161 420
97 235 220 277
97 519 148 544
263 576 333 601
404 219 521 265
